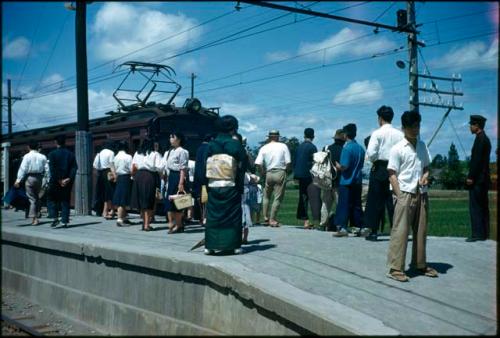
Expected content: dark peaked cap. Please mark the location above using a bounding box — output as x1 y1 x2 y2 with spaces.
469 114 487 128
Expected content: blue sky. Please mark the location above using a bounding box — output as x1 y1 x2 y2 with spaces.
2 1 498 161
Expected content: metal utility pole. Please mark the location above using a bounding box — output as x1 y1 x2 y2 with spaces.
191 73 196 99
407 1 419 113
2 79 22 138
73 1 92 215
419 73 464 147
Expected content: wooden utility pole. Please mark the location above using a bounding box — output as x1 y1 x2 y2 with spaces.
73 1 93 215
191 73 196 99
2 79 22 138
407 1 419 113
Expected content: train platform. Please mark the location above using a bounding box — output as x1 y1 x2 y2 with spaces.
1 208 497 335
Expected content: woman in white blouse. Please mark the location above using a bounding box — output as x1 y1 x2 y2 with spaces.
163 132 189 234
110 141 133 227
130 139 164 231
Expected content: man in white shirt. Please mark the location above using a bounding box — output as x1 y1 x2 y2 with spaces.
14 140 47 225
386 110 438 282
364 106 404 241
255 130 291 227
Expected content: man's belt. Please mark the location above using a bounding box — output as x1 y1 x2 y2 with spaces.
373 160 388 166
268 168 286 171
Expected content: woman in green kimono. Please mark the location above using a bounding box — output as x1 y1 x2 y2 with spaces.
204 115 247 255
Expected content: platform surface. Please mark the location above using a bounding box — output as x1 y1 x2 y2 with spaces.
1 209 497 335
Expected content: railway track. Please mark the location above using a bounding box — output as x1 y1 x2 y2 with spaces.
1 314 60 336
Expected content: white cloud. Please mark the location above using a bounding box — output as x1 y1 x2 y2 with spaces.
298 27 396 62
430 39 498 71
3 36 30 59
90 3 202 62
333 80 383 105
240 122 258 133
41 73 64 87
179 57 202 74
265 51 292 62
9 85 115 132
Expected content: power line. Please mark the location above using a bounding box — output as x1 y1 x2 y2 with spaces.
420 7 497 26
18 12 71 127
197 31 381 86
27 7 240 96
197 46 407 94
14 10 42 95
372 2 396 23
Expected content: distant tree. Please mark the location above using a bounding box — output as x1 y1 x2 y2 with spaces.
431 154 446 168
447 143 460 169
283 136 300 166
440 143 466 189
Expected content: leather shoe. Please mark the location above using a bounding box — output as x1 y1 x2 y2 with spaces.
465 237 478 242
365 234 378 241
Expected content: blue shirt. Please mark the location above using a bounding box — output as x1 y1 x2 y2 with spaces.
339 140 365 185
293 140 317 179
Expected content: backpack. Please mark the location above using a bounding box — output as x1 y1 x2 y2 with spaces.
310 147 334 189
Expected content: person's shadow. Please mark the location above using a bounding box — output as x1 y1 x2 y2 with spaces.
405 262 454 277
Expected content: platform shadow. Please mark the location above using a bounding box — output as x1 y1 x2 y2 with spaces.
242 243 276 253
405 262 454 277
17 221 52 227
245 239 270 245
54 221 101 229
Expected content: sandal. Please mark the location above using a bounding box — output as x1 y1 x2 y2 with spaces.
269 222 281 227
417 267 438 278
386 269 409 282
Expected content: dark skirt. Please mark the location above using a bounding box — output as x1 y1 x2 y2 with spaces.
164 170 182 213
205 186 242 251
97 169 115 202
112 174 131 207
130 170 156 210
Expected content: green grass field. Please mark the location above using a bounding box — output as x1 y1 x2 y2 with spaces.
271 183 497 239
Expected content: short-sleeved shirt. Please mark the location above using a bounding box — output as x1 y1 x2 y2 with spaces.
254 141 291 171
16 150 48 183
366 124 404 162
164 147 189 172
93 148 115 170
113 151 132 175
388 138 431 194
293 140 317 179
132 151 164 172
339 140 365 185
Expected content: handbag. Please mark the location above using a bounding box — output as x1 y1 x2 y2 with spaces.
107 171 115 182
201 185 208 203
170 191 194 210
155 188 163 201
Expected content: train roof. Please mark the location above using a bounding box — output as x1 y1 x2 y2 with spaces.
2 103 219 145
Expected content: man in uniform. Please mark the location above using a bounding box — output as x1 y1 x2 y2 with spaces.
465 114 491 242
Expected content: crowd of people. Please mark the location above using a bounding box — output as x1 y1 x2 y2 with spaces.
5 106 491 282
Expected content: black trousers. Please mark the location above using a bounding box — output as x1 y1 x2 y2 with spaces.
296 177 321 222
469 184 489 239
364 162 394 234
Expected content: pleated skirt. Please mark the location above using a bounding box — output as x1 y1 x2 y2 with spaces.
112 174 131 206
130 169 156 210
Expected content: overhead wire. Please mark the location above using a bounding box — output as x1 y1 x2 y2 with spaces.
29 7 242 96
13 9 42 95
13 5 497 130
18 11 71 127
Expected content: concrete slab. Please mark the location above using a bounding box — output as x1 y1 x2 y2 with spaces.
1 209 497 335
